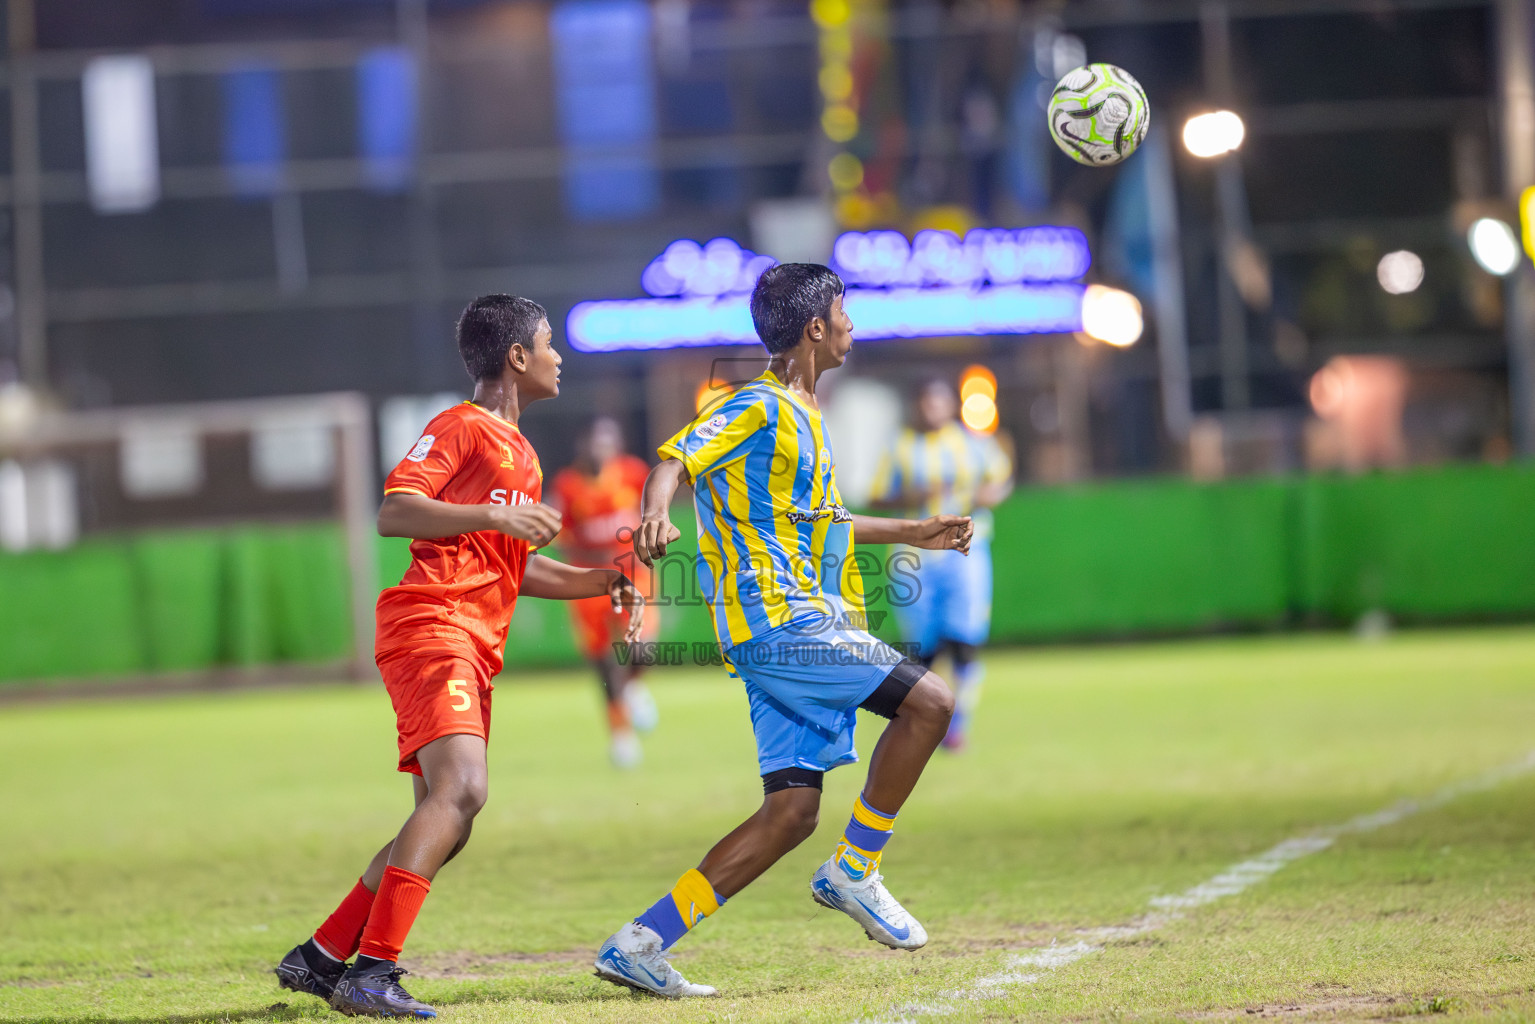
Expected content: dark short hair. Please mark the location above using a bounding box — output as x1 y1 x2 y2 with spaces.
749 263 845 355
456 294 548 381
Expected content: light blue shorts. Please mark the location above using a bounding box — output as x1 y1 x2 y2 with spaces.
893 539 993 658
726 622 909 775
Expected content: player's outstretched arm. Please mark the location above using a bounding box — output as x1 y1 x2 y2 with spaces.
850 512 973 554
522 556 646 640
633 458 689 567
377 493 562 546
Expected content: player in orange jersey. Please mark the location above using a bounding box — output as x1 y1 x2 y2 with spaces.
274 295 645 1020
549 415 661 768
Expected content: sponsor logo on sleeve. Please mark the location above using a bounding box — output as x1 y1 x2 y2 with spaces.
406 434 436 462
696 414 728 440
784 500 850 525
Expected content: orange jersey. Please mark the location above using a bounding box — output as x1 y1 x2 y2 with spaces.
548 454 650 569
375 402 544 676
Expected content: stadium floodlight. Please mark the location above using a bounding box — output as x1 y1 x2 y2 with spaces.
960 392 999 434
959 364 996 402
959 365 999 434
1376 250 1424 295
1468 218 1521 276
1080 284 1143 347
1181 110 1245 158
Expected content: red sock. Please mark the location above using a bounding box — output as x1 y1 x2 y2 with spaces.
607 700 630 733
357 866 431 963
312 878 376 961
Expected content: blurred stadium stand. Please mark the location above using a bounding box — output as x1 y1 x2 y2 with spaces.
0 0 1532 686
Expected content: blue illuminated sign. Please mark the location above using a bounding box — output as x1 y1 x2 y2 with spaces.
640 237 777 298
832 226 1091 286
567 228 1092 352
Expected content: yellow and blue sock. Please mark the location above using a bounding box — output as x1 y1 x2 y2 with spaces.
634 868 725 950
834 793 898 882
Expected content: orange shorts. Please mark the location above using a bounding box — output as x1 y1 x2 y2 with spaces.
378 650 494 775
569 593 660 661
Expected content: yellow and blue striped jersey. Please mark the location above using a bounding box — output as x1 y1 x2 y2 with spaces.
869 422 1011 530
659 372 866 650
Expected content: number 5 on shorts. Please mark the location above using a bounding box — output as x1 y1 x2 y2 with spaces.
446 680 472 712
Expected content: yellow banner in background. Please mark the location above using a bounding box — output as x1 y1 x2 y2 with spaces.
1520 185 1535 263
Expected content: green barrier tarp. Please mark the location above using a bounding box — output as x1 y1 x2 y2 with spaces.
4 464 1535 684
131 530 224 671
989 477 1294 639
1295 464 1535 621
0 539 145 678
0 523 352 684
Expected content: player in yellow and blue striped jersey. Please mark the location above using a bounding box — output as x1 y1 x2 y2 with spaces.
869 380 1013 750
593 264 974 999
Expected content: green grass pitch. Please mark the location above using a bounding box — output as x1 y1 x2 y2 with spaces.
4 628 1535 1023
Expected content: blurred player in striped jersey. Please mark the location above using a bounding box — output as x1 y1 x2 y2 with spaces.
868 379 1012 750
548 416 661 769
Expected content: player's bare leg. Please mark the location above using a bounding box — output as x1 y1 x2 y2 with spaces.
674 670 950 901
594 786 819 998
676 672 950 900
277 750 477 1008
811 671 953 950
697 786 822 896
354 775 477 885
382 734 488 879
594 656 642 769
325 734 488 1018
621 663 660 734
594 677 953 990
859 672 954 813
930 641 982 751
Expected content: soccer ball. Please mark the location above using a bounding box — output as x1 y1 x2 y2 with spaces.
1047 63 1150 166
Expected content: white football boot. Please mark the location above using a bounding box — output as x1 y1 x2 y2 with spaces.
609 731 642 770
624 682 660 733
593 922 717 998
810 854 928 950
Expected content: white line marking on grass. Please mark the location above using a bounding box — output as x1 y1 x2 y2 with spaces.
856 750 1535 1024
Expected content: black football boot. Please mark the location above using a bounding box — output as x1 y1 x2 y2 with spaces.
274 940 348 1001
329 958 437 1018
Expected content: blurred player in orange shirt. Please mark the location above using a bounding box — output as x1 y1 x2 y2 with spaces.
273 295 645 1019
549 416 661 769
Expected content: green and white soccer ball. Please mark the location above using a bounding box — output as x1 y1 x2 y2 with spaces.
1048 63 1150 166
